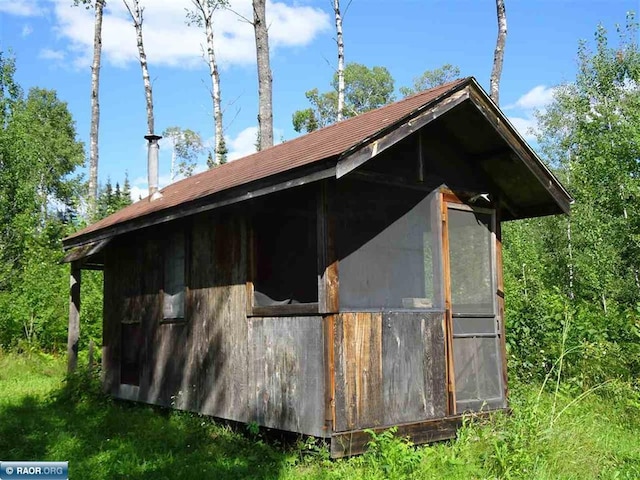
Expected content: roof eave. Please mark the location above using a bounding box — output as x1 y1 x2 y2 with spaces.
465 77 573 215
62 161 338 250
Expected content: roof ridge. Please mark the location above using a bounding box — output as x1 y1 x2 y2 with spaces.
160 78 469 193
65 78 471 245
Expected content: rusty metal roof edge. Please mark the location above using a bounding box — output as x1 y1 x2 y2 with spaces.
336 77 472 163
62 161 337 250
61 237 111 263
63 76 570 249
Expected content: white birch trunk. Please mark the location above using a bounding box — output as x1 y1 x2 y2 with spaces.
334 0 345 122
88 0 104 215
490 0 507 105
253 0 273 150
170 138 176 182
124 0 155 134
201 2 224 165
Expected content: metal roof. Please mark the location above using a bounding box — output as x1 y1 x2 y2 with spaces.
63 77 571 250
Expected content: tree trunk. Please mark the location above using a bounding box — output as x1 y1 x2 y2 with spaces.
253 0 273 150
67 262 81 373
170 137 176 181
567 214 574 301
124 0 155 134
201 3 224 165
334 0 345 122
490 0 507 105
88 0 104 216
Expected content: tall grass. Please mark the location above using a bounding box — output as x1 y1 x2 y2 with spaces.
0 350 638 479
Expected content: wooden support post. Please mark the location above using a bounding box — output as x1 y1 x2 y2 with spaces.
317 181 339 314
495 205 509 402
67 262 81 373
417 131 425 183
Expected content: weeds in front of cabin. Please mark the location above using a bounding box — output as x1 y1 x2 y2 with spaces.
0 349 638 479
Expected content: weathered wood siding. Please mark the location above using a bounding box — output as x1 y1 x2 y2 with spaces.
103 209 251 422
382 312 447 423
335 312 383 431
102 207 328 435
187 211 249 421
334 311 446 431
248 316 326 437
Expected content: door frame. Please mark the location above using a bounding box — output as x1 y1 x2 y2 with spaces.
440 190 507 415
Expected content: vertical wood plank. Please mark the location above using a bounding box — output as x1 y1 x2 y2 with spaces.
246 215 256 315
249 316 326 437
440 192 457 414
381 312 446 425
67 261 81 373
196 211 250 422
318 181 339 313
335 312 383 431
495 206 509 402
323 314 336 433
102 245 120 392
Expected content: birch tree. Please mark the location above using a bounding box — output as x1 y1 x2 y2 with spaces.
400 64 461 97
252 0 273 150
187 0 228 166
74 0 105 216
333 0 345 122
292 62 394 132
489 0 507 105
162 126 204 181
123 0 155 134
503 15 640 383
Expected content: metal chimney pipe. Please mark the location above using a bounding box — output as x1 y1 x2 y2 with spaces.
144 134 163 201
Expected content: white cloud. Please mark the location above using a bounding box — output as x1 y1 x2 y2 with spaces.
225 125 284 160
0 0 44 17
508 116 538 142
227 126 259 160
509 85 556 111
504 85 556 142
39 48 65 61
21 24 33 36
127 124 283 201
129 185 146 203
46 0 331 69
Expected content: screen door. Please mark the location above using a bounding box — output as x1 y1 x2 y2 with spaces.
446 203 505 412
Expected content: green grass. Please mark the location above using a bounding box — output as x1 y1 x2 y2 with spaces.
0 351 638 479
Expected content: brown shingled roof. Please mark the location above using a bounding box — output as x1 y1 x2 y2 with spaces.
64 78 469 246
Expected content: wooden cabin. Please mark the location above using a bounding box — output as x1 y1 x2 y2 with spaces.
62 78 572 457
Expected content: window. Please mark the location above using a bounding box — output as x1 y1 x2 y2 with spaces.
251 185 318 313
163 230 186 320
336 180 441 310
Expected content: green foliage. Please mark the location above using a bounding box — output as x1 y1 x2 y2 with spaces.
95 174 132 220
185 0 229 28
0 51 88 351
72 0 105 9
2 352 638 479
216 135 228 165
503 14 640 387
400 64 461 97
292 62 395 132
163 126 205 179
361 427 421 479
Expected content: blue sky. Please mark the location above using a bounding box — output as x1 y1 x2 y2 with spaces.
0 0 637 200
